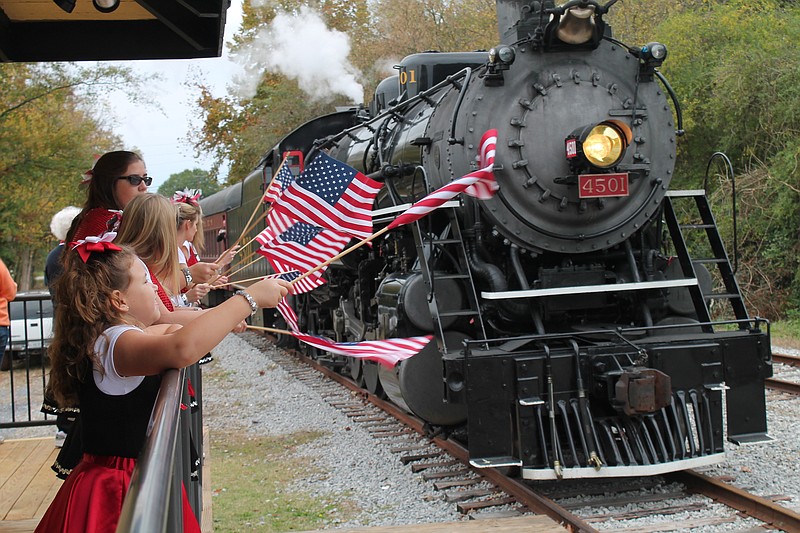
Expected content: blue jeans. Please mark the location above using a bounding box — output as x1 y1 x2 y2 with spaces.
0 325 9 355
0 325 9 365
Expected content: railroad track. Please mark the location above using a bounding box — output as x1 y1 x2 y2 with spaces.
769 351 800 395
256 334 800 532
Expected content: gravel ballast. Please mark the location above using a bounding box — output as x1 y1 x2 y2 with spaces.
204 332 465 528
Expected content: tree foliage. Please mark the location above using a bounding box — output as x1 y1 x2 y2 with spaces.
157 168 222 198
649 0 800 317
0 62 144 289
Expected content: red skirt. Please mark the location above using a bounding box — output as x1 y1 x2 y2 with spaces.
35 454 201 533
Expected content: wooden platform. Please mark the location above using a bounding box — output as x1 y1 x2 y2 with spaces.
0 437 62 533
0 436 214 533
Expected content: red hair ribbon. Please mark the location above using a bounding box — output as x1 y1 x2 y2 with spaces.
69 232 121 263
172 188 202 207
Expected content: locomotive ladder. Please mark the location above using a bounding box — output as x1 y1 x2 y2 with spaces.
411 207 488 355
663 190 750 327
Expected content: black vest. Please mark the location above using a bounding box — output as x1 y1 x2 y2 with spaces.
79 368 162 458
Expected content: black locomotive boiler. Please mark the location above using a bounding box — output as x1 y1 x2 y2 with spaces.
202 0 772 480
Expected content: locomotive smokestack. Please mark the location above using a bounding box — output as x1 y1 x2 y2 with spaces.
556 6 595 44
495 0 554 45
495 0 611 49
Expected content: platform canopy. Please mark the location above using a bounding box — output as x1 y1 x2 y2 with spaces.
0 0 229 62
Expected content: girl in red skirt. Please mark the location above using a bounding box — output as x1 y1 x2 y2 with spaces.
35 241 290 533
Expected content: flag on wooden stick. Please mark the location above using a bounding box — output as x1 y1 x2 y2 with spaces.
263 162 296 203
293 333 432 367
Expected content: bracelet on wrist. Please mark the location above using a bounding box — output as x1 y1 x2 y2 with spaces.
182 267 193 288
235 289 258 317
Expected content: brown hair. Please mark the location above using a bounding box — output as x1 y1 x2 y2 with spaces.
48 246 135 407
66 151 144 243
115 193 181 294
177 201 205 253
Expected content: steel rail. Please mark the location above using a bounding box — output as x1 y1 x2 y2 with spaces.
766 352 800 394
772 352 800 367
668 470 800 532
289 349 598 533
765 377 800 395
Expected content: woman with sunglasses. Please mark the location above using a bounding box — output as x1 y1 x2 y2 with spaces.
65 151 151 243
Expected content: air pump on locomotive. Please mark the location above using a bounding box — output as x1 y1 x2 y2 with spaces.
202 0 772 480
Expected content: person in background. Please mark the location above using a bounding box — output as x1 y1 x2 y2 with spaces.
34 243 289 533
172 189 238 307
65 150 150 243
0 258 17 373
116 193 194 315
42 205 82 447
44 206 81 300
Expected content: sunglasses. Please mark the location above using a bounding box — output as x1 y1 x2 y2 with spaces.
118 175 153 186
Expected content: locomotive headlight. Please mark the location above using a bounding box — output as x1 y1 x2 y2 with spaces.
584 124 626 168
568 121 631 169
488 46 515 66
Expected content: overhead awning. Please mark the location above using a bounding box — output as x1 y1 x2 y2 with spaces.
0 0 229 62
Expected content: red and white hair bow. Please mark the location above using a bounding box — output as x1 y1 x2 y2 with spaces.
80 169 94 185
69 232 120 263
172 189 202 207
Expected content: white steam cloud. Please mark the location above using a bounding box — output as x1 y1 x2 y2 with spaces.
234 6 363 104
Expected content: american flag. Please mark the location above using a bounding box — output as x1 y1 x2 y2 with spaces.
274 298 430 366
265 271 302 283
270 152 382 239
387 129 498 230
294 333 431 367
256 218 350 294
276 297 300 333
465 129 498 199
263 161 295 204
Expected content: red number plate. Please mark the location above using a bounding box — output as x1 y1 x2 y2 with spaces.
578 173 629 198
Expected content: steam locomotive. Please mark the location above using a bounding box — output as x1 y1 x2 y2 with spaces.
201 0 772 480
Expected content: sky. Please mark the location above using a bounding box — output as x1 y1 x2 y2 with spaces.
96 1 370 194
98 1 245 192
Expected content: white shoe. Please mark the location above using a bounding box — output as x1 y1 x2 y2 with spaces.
55 431 67 448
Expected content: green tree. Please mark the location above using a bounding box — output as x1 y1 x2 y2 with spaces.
0 62 145 290
652 0 800 317
157 168 221 198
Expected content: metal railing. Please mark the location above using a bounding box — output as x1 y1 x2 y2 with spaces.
117 363 205 532
0 290 206 531
0 292 56 430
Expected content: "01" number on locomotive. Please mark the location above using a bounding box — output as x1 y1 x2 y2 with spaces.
578 172 629 198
